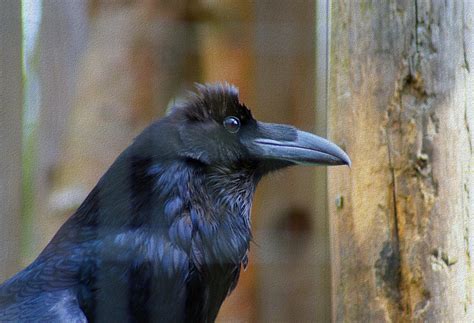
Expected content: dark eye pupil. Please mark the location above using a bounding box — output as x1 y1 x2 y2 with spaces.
223 116 240 133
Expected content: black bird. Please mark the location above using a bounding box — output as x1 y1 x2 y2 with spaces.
0 84 350 322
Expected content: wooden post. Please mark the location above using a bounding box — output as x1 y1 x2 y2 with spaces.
315 0 331 321
0 1 23 282
328 1 474 321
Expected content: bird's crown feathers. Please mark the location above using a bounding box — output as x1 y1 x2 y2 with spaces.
173 83 253 124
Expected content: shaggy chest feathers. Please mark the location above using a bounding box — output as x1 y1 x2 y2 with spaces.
70 159 256 322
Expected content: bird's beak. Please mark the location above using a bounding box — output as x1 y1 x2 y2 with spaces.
246 122 351 167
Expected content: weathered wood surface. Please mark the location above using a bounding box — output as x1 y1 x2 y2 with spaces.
0 1 22 282
328 1 474 322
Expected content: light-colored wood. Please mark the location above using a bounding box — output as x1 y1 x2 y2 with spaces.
328 1 474 322
0 1 23 282
315 0 331 321
26 0 89 264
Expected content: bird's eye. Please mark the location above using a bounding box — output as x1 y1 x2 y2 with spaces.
223 116 241 133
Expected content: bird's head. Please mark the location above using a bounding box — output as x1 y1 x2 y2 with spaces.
74 84 351 233
141 83 350 178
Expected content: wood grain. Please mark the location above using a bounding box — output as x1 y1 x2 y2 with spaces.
328 1 474 321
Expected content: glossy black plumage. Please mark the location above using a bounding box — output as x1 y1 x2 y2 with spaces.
0 84 350 322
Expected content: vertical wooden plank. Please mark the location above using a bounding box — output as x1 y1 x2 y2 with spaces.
27 0 89 263
328 1 474 321
315 0 331 321
0 0 23 282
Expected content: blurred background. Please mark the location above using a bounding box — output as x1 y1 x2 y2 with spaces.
3 1 474 322
1 0 330 322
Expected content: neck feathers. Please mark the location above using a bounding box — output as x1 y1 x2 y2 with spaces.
72 157 255 267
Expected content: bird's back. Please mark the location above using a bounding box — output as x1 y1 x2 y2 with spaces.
0 253 86 322
0 287 86 322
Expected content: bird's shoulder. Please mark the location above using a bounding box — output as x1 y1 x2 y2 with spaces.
0 289 86 323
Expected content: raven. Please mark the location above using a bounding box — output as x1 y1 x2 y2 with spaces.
0 84 350 322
